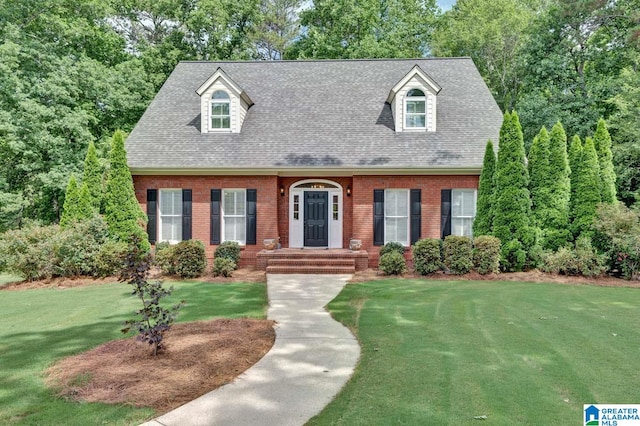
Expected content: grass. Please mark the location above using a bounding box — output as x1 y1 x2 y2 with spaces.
309 279 640 425
0 273 21 286
0 280 267 425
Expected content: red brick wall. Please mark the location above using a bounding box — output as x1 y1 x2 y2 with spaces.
133 174 478 268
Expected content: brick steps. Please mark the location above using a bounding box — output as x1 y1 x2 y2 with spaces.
258 248 367 274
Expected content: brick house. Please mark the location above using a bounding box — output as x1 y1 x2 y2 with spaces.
126 58 502 271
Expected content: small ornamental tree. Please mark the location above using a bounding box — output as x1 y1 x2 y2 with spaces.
593 118 616 204
571 137 602 239
82 141 103 213
493 111 534 271
120 235 185 356
473 140 496 236
528 126 551 229
104 130 149 251
60 175 80 229
76 183 94 222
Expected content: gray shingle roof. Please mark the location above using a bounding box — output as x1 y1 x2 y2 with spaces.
126 58 502 173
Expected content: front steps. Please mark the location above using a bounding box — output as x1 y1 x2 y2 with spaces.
256 249 368 274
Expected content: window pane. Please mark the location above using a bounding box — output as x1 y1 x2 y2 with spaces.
462 191 475 216
407 89 425 97
222 117 230 128
225 217 245 243
406 114 425 128
406 100 425 114
161 217 182 242
385 190 397 216
452 218 473 238
212 90 229 100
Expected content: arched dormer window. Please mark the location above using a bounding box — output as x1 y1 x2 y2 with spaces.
211 90 230 129
405 89 426 129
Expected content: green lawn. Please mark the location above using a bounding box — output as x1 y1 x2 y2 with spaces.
0 280 267 425
309 279 640 425
0 273 21 286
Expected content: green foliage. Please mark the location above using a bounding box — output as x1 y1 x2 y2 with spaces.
493 111 534 271
379 241 406 257
213 257 237 277
60 175 80 229
571 137 602 239
473 235 501 275
412 238 442 275
214 241 241 267
253 0 303 60
593 118 616 204
288 0 437 59
443 235 473 274
528 126 551 227
378 251 408 275
82 141 103 212
473 140 496 236
172 240 207 279
0 224 59 280
76 183 94 222
593 202 640 280
120 236 185 356
154 242 176 275
104 130 149 251
93 240 128 277
540 236 606 277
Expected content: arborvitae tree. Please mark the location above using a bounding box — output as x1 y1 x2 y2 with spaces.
493 111 534 271
104 130 149 251
60 175 80 229
82 141 103 213
593 118 617 204
571 136 602 239
542 122 572 250
528 127 551 229
77 183 94 222
568 134 583 223
473 140 496 236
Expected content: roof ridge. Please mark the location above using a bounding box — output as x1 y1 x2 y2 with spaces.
178 57 473 65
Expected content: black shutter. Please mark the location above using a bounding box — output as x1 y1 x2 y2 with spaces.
373 189 385 246
147 189 157 244
441 189 452 238
410 189 421 245
182 189 192 240
246 189 257 245
211 189 221 245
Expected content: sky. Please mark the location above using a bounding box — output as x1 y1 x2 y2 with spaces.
438 0 456 11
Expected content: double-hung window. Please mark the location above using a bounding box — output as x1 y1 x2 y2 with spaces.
404 89 426 129
211 90 230 129
159 189 182 243
222 189 246 244
384 189 409 246
451 189 476 237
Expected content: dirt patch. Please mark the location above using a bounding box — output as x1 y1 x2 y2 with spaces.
45 318 275 413
349 269 639 288
0 267 266 291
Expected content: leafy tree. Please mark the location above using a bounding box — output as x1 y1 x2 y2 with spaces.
120 235 184 356
82 141 103 212
60 175 80 229
593 118 617 204
473 140 496 236
493 111 534 271
253 0 302 60
104 130 149 251
288 0 438 59
571 137 602 239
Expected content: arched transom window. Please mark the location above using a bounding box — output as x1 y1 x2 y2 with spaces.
405 88 426 129
211 90 230 129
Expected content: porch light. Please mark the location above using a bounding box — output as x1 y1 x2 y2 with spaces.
280 185 285 196
347 185 351 197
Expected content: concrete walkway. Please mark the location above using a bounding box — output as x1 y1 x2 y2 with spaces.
142 274 360 426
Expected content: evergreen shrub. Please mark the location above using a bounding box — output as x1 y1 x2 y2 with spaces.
378 251 407 275
379 241 405 257
540 237 605 277
412 238 442 275
154 242 176 275
443 235 473 274
214 241 241 267
473 236 501 275
213 257 236 277
172 240 207 278
93 240 128 277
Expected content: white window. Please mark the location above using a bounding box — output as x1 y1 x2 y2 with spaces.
385 189 409 246
222 189 246 244
211 90 230 129
452 189 477 237
159 189 182 243
404 89 426 129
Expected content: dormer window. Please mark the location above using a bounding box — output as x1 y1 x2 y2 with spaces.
211 90 231 129
404 89 426 129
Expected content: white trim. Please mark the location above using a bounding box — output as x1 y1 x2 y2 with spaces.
384 189 410 246
451 189 477 237
130 167 483 176
221 189 247 245
403 92 427 130
387 64 441 104
158 189 182 244
288 179 343 249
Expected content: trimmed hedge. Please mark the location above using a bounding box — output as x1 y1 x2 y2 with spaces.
473 236 501 275
443 235 473 275
379 241 405 257
212 257 236 277
172 240 207 278
412 238 442 275
214 241 241 268
379 251 407 275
